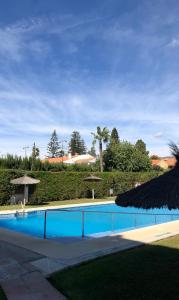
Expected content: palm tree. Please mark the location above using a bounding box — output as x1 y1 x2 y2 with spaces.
92 126 110 172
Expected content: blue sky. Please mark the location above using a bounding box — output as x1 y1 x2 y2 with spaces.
0 0 179 157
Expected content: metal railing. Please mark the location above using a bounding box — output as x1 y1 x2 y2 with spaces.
43 209 179 239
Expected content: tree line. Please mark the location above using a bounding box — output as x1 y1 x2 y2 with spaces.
47 130 87 158
0 127 153 172
91 127 151 172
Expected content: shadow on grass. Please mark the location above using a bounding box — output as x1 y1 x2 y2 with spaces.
49 234 179 300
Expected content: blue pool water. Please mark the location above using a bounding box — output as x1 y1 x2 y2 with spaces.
0 203 179 239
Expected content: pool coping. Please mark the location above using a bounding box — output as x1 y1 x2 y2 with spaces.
0 200 115 215
0 219 179 276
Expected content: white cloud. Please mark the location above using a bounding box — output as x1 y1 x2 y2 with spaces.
167 38 179 48
0 7 179 157
154 132 164 138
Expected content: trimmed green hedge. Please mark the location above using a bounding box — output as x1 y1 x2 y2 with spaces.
0 170 162 205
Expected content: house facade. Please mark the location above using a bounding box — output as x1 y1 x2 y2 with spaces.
152 157 176 170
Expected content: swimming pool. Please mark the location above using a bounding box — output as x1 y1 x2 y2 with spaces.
0 203 179 239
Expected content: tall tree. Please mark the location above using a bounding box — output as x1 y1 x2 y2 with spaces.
47 130 60 158
104 141 151 172
92 126 110 172
88 140 96 157
135 139 149 155
31 142 40 171
110 128 120 144
69 131 86 155
32 142 40 159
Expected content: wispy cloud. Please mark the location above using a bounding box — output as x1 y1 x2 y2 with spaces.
167 37 179 48
1 1 179 157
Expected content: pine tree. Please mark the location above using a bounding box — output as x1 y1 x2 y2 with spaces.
135 139 149 155
31 142 40 171
32 142 40 159
47 130 60 158
80 139 87 154
110 128 119 144
69 131 86 155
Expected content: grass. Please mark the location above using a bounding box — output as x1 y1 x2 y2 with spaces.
49 235 179 300
0 197 115 211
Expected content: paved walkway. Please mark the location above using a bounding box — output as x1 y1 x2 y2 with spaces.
0 241 66 299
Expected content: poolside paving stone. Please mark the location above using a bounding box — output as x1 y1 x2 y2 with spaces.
0 240 66 299
31 257 68 275
2 271 66 300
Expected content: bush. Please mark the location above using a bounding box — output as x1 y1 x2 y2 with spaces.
0 170 162 205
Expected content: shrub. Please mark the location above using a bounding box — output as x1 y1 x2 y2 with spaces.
0 170 162 205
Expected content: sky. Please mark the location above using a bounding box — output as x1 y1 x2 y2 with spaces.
0 0 179 158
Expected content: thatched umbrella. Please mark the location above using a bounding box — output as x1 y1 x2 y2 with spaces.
83 175 103 199
11 175 40 207
115 143 179 210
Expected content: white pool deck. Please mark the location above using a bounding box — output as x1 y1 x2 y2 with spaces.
1 200 179 299
0 200 114 215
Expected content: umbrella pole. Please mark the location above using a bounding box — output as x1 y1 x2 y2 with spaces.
92 189 95 200
24 185 29 207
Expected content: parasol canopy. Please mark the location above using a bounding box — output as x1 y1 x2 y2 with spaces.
83 175 103 199
11 175 40 185
84 175 103 182
115 143 179 210
11 175 40 207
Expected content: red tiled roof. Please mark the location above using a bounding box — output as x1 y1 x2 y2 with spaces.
42 156 69 163
151 159 160 166
152 157 176 168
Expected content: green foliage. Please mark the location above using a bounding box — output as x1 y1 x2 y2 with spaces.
69 131 86 155
0 170 161 205
152 165 163 171
0 154 32 170
47 129 60 158
104 141 151 172
135 139 149 155
0 154 100 172
110 127 120 144
31 142 40 159
92 126 110 144
150 155 159 159
88 140 96 157
92 126 110 172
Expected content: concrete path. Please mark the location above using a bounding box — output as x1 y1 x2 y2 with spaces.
0 241 66 299
2 271 66 300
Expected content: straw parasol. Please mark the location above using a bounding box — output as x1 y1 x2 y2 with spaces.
83 175 103 199
115 143 179 210
11 175 40 207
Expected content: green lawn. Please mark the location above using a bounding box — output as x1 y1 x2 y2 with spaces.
0 197 114 211
49 235 179 300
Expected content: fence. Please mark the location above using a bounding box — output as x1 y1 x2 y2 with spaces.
43 209 179 239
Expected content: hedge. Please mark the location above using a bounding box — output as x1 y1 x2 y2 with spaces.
0 169 162 205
